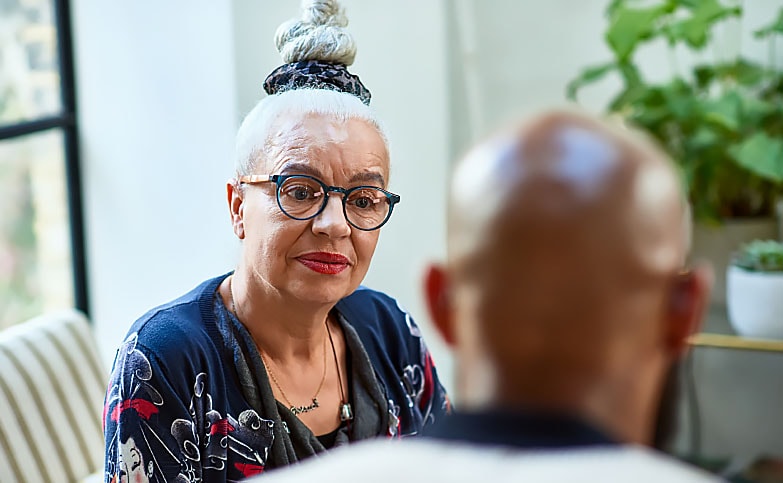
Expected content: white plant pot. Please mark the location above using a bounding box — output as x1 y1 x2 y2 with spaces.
726 265 783 339
690 219 778 306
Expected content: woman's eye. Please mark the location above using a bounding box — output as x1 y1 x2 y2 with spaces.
285 185 317 201
293 188 310 200
348 189 382 209
353 197 371 209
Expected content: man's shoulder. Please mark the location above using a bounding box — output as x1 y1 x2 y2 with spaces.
257 440 722 483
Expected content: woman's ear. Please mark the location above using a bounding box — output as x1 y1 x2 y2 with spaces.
227 179 245 240
666 263 713 357
425 264 456 347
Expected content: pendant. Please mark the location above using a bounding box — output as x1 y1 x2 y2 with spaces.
340 402 354 422
290 398 319 415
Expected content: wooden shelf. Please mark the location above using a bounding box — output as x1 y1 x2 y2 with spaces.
690 333 783 353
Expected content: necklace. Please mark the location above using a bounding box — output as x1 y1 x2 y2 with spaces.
260 346 326 415
326 318 353 422
228 275 327 416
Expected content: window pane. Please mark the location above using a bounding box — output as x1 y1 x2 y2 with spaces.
0 0 62 126
0 129 73 328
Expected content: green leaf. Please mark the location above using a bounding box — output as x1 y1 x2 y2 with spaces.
677 0 702 9
566 62 615 100
605 0 625 17
607 84 648 111
606 5 668 61
666 0 741 49
731 59 766 85
701 90 742 132
605 61 648 111
734 240 783 272
739 95 776 125
631 106 671 128
661 79 694 119
617 60 643 86
754 8 783 38
687 126 721 151
701 59 767 86
693 65 716 90
729 133 783 184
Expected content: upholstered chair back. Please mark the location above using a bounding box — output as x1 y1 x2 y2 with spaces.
0 310 106 483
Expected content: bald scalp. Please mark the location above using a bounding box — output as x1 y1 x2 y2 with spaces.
449 111 687 279
446 110 689 403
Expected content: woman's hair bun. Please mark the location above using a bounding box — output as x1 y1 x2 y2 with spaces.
275 0 357 66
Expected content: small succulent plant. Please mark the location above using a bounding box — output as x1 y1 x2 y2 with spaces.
733 240 783 272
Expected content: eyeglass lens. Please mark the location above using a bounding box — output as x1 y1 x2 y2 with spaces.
277 176 391 229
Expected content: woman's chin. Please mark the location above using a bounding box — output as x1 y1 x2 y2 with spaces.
286 281 358 306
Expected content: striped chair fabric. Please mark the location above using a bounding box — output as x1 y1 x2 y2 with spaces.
0 310 107 483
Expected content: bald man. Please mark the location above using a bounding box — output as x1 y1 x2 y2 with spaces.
255 110 719 482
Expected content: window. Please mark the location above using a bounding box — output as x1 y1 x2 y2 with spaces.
0 0 87 328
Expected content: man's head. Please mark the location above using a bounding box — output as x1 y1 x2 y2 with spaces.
426 110 711 446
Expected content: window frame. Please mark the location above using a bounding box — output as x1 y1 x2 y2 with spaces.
0 0 89 316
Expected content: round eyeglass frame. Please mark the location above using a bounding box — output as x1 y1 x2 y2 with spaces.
238 173 401 231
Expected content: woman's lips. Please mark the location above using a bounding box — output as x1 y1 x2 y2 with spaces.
297 252 350 275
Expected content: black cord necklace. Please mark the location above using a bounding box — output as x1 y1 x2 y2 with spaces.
326 318 353 422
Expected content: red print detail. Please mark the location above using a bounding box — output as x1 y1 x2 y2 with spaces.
210 418 235 436
235 462 264 477
110 398 160 422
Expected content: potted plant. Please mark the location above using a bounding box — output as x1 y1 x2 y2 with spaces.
728 240 783 339
567 0 783 304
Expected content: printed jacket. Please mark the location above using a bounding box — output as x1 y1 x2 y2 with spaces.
103 274 449 482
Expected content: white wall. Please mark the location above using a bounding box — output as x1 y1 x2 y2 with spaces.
72 1 239 367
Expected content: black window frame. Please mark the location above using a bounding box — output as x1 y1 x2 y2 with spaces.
0 0 89 316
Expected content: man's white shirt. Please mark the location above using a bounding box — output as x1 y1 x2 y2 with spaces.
257 438 722 482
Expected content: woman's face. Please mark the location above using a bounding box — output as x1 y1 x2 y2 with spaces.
231 112 390 306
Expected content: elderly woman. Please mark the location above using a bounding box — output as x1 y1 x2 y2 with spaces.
102 1 449 482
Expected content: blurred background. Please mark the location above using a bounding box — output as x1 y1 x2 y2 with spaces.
2 0 783 479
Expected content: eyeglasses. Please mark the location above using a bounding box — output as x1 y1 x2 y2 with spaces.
238 174 401 231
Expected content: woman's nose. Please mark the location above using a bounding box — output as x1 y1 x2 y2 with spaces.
311 194 351 238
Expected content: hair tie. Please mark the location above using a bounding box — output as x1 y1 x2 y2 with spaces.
263 60 372 106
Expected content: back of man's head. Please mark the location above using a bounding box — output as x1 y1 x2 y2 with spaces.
425 109 712 446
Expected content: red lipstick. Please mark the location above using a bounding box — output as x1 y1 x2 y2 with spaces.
297 252 350 275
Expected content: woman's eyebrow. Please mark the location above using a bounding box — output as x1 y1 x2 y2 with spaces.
278 161 323 178
350 172 385 186
278 161 385 186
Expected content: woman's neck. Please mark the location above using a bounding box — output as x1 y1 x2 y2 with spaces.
226 270 334 363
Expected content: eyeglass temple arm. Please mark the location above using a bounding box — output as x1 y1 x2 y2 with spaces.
238 174 274 184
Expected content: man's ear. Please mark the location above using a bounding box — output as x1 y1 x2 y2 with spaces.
425 264 456 347
227 179 245 240
666 263 713 357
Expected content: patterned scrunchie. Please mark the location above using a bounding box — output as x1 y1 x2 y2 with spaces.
263 59 372 106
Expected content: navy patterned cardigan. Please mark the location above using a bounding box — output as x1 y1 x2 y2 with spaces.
103 274 449 482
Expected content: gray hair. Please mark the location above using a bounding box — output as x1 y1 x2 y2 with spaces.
275 0 357 65
234 0 388 175
235 89 388 175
